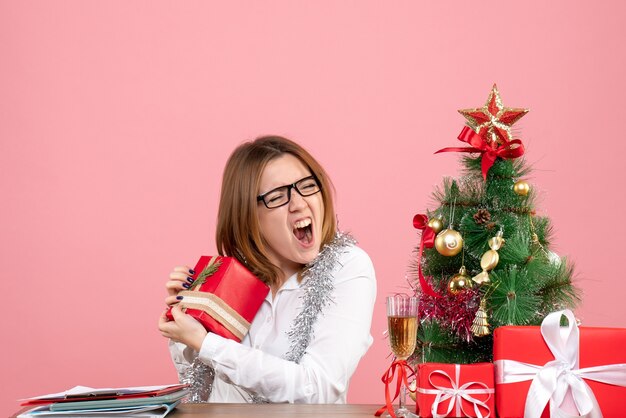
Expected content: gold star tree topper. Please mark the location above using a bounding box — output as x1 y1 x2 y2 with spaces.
458 84 529 145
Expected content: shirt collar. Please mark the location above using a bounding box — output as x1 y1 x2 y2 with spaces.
264 272 301 303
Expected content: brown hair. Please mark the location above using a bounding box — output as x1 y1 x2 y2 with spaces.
216 136 336 286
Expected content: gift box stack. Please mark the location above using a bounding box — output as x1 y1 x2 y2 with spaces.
409 310 626 418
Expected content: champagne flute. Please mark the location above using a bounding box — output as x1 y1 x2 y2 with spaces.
387 295 418 418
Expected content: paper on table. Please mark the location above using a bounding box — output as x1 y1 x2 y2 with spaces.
48 390 188 411
20 384 184 401
18 400 181 418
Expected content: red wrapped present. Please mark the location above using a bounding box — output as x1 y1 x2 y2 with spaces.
494 309 626 418
416 362 495 418
166 256 269 342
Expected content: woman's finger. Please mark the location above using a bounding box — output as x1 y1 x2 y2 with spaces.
168 271 194 282
165 295 183 306
165 279 190 292
173 266 195 275
158 312 170 330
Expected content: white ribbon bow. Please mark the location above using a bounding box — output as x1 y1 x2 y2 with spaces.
495 309 626 418
417 364 494 418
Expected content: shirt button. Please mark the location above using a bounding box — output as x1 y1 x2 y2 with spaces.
266 316 272 323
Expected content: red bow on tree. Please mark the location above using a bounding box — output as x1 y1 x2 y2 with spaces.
436 126 525 180
413 214 442 298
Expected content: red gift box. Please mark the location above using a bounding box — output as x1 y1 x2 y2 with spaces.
416 362 495 418
166 256 269 342
494 310 626 418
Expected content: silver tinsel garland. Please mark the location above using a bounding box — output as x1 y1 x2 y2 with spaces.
183 231 355 403
181 357 214 402
284 231 355 363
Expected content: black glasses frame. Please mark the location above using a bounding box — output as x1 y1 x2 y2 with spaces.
257 175 322 209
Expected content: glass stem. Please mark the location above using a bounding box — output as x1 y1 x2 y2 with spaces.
399 383 405 411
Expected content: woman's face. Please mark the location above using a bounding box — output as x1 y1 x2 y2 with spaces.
257 154 325 280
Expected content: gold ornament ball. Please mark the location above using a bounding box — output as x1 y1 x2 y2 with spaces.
448 266 473 295
427 218 444 234
514 180 530 196
435 229 463 256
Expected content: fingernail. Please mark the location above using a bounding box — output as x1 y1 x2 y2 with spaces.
182 283 190 289
189 269 195 274
186 277 194 283
176 296 184 300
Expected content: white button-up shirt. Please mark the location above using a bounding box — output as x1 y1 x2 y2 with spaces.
169 244 376 403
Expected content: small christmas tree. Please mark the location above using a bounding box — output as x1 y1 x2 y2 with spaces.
411 85 580 364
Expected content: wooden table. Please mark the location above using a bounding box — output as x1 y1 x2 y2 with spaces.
13 403 384 417
170 403 380 417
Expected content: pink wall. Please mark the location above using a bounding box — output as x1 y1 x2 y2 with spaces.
2 1 626 414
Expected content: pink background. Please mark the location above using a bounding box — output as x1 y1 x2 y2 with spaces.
2 1 626 414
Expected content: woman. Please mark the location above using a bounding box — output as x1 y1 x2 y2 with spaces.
158 136 376 403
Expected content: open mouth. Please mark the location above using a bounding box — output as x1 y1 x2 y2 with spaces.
293 218 313 245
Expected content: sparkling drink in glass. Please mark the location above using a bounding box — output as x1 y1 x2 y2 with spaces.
386 295 418 418
388 315 417 360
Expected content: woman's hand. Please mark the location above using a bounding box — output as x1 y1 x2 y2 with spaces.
159 305 208 352
165 266 195 306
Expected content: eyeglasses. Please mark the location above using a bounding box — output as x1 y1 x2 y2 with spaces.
257 175 322 209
